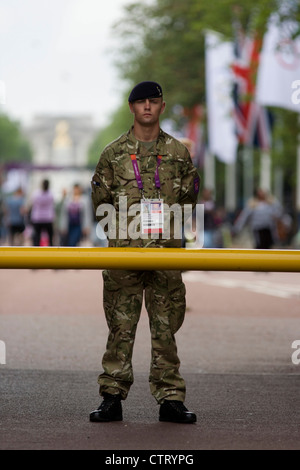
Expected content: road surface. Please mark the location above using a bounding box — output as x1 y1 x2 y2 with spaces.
0 267 299 451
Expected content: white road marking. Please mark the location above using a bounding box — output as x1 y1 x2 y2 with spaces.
182 272 300 299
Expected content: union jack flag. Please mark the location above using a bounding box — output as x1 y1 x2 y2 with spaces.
231 30 272 150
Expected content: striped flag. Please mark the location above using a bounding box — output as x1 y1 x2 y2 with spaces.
231 31 272 150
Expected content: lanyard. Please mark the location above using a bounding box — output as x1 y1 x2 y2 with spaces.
130 154 162 195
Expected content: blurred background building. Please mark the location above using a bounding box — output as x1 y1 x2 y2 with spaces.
23 114 96 198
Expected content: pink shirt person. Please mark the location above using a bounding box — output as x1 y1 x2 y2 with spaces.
30 179 55 246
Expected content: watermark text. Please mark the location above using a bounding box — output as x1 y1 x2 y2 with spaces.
0 340 6 365
291 79 300 105
95 197 204 245
291 340 300 365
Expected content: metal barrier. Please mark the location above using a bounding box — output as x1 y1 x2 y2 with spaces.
0 246 300 272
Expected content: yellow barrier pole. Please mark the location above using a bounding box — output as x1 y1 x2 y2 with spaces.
0 247 300 272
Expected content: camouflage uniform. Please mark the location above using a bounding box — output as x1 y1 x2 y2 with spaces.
91 126 199 404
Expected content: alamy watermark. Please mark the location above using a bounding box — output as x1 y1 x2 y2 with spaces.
0 340 6 365
291 80 300 105
291 340 300 365
95 198 204 245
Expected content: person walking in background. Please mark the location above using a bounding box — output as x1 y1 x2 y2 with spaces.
59 183 92 246
30 179 55 246
55 188 68 246
4 187 26 246
233 187 283 249
0 190 6 244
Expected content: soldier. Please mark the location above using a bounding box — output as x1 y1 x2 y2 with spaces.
90 81 200 423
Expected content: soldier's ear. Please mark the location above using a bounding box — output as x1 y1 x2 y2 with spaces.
129 102 135 114
160 101 166 115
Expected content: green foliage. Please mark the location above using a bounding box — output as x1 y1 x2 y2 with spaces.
89 0 300 208
271 108 299 188
88 99 133 166
99 0 300 124
113 0 279 113
0 114 33 163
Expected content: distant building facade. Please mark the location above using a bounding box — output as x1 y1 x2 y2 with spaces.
23 114 97 200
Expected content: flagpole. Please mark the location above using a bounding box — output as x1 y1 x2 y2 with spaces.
274 166 284 204
260 149 271 192
204 149 215 193
297 116 300 235
243 145 254 204
297 146 300 214
225 161 236 213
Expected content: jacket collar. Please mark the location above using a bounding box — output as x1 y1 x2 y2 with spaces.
124 126 168 156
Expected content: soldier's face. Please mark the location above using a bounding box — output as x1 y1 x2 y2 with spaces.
129 97 165 126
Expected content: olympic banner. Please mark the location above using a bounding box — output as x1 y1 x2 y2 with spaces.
256 14 300 113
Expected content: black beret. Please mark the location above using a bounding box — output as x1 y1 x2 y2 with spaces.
128 81 163 103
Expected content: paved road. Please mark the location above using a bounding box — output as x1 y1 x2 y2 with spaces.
0 268 300 450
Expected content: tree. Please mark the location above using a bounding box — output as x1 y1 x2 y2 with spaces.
113 0 281 115
0 114 32 163
88 98 133 166
89 0 300 215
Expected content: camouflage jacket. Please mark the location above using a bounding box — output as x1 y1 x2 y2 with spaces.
91 126 200 247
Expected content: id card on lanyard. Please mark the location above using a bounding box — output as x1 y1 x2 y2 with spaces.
141 199 164 234
130 154 164 235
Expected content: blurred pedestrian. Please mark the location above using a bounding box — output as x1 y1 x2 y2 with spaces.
0 194 5 243
55 188 68 246
233 187 282 249
59 183 92 246
4 187 26 246
179 137 196 159
30 179 55 246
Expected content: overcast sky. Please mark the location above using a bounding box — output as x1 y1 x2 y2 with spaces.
0 0 131 128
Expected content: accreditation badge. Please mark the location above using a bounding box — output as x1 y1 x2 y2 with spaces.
141 199 164 235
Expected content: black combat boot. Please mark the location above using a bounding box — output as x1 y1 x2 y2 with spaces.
159 400 197 423
89 393 123 422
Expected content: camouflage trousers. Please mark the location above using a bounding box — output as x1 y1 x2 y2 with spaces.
98 269 186 404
